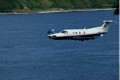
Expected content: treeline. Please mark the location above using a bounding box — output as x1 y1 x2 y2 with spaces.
0 0 118 12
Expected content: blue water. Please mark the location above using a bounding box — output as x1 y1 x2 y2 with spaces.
0 10 119 80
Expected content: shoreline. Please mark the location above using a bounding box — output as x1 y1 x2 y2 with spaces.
0 8 114 15
37 8 114 13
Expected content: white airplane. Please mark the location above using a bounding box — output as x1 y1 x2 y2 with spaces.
48 20 113 41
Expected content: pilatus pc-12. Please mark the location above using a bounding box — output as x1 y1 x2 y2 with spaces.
48 20 113 41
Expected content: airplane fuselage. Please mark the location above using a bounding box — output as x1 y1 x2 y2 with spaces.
48 20 113 41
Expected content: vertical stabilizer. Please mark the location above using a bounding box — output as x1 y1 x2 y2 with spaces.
102 20 113 32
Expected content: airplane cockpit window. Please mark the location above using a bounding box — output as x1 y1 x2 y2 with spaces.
61 31 68 34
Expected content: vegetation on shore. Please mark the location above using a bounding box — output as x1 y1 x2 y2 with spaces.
0 0 118 13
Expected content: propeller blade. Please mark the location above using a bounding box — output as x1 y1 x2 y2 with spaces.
47 30 52 34
52 29 54 32
47 29 55 34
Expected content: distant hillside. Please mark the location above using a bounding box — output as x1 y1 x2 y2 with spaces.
0 0 118 13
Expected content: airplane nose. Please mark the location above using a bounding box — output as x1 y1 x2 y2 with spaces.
48 35 56 38
48 35 52 38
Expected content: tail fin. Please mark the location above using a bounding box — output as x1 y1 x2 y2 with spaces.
101 20 113 32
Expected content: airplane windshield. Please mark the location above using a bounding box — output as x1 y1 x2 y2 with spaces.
61 31 68 34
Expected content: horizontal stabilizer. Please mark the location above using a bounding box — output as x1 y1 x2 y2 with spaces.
103 20 114 23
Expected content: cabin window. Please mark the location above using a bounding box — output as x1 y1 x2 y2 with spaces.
61 31 68 34
76 32 77 34
79 32 81 34
84 31 85 34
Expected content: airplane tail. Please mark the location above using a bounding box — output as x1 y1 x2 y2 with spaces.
101 20 114 32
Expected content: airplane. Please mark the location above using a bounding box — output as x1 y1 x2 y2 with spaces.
48 20 113 41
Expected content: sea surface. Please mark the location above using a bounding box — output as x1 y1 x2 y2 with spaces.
0 10 119 80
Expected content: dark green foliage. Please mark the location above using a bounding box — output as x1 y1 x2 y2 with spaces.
0 0 118 12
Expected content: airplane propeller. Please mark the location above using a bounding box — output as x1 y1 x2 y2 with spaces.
47 29 54 34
